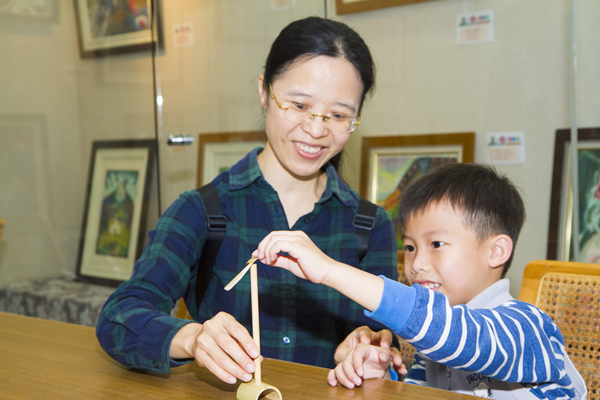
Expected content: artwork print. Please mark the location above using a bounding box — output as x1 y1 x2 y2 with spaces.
76 139 154 286
575 150 600 263
375 155 457 249
86 0 150 40
96 170 139 258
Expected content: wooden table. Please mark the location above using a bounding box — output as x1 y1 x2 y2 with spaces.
0 312 474 399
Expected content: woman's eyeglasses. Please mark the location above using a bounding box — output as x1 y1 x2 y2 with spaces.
270 84 360 134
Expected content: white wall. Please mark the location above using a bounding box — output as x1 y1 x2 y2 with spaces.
1 0 598 297
333 0 600 296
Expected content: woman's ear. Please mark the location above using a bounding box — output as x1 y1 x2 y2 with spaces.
489 234 513 270
258 74 268 109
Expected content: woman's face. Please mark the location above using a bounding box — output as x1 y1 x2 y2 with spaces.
259 55 363 180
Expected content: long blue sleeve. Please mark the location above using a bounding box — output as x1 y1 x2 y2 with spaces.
367 277 587 399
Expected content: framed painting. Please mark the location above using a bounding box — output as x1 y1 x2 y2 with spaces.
197 131 266 187
548 128 600 262
335 0 437 15
360 132 475 249
76 139 155 286
74 0 163 58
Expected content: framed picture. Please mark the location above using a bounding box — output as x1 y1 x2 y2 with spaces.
335 0 436 15
74 0 163 58
360 132 475 249
197 131 266 187
76 139 155 286
548 128 600 262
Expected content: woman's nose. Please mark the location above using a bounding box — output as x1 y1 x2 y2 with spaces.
302 115 329 138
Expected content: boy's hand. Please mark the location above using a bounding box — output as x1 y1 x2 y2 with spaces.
253 231 336 284
334 326 396 364
327 344 403 389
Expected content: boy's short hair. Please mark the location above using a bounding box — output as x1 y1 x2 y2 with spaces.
398 163 526 276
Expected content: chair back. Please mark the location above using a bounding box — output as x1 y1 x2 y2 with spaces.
397 251 417 368
519 260 600 399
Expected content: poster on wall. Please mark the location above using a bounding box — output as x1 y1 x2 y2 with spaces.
74 0 163 58
360 133 475 249
76 139 155 286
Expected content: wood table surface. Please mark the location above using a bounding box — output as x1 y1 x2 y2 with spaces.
0 312 475 399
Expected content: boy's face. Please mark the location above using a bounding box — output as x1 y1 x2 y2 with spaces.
402 201 504 306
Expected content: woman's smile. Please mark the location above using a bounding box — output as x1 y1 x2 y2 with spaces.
294 141 325 158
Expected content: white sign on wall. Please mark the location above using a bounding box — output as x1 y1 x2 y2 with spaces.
173 23 194 48
486 132 525 165
457 10 494 45
271 0 296 11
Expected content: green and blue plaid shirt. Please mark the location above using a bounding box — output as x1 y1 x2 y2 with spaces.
97 148 397 373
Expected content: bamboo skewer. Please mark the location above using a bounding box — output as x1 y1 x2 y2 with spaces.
250 262 261 383
224 257 281 399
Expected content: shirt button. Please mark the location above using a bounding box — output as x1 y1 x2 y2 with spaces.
283 336 291 345
284 290 293 298
304 217 310 224
152 361 158 368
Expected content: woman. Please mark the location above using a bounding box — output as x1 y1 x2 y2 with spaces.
96 16 398 385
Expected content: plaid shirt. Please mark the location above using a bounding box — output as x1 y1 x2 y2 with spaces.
97 148 397 373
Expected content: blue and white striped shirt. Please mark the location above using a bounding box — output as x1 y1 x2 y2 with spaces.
368 278 587 399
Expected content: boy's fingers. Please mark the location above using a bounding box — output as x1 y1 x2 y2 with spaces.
326 369 338 387
334 363 356 389
377 347 391 364
352 352 366 378
343 354 363 386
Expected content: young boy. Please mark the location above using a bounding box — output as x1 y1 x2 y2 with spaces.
253 163 587 399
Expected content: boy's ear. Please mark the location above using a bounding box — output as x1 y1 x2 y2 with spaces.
489 234 513 270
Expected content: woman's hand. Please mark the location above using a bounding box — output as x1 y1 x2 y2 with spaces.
253 231 336 284
170 312 259 384
327 343 398 388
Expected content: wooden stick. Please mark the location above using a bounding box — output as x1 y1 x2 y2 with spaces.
250 262 261 384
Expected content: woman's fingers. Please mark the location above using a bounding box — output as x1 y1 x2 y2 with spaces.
195 312 259 383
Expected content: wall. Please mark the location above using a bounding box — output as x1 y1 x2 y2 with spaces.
333 0 600 296
0 2 83 285
1 0 598 297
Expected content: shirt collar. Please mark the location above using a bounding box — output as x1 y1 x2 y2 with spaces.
228 147 264 190
466 278 514 309
320 163 356 208
228 148 357 208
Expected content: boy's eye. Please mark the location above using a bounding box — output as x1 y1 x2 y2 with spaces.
432 241 445 249
404 245 415 252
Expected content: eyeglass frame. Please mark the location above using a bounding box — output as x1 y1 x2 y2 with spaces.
269 84 361 133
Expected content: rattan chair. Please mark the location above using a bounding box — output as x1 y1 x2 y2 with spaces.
518 259 599 399
397 251 417 368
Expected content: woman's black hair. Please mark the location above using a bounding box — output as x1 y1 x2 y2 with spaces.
263 17 376 172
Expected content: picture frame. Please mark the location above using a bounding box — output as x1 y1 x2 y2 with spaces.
360 132 475 249
197 131 266 187
547 128 600 262
335 0 436 15
76 139 155 286
74 0 163 58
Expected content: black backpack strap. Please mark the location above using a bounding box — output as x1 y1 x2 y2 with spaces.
354 198 377 261
194 183 227 310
